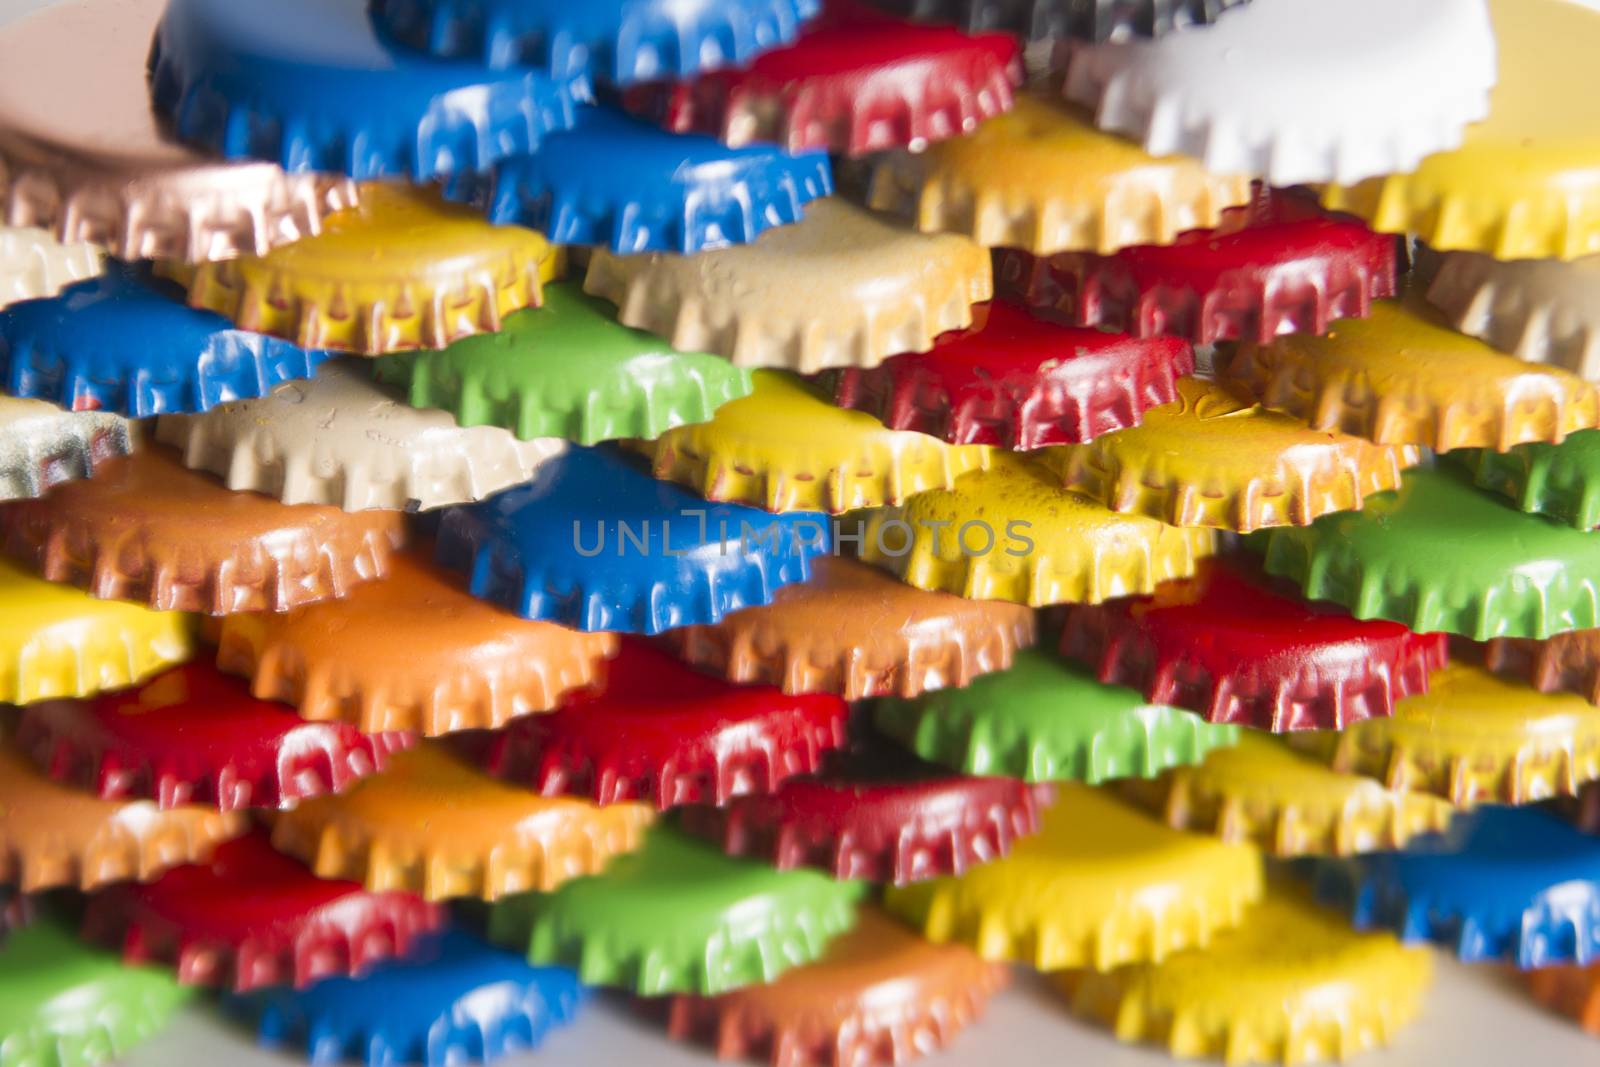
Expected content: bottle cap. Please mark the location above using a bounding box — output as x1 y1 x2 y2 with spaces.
873 648 1237 783
433 447 830 634
149 0 579 182
0 889 31 940
1565 781 1600 835
1456 430 1600 529
1255 466 1600 640
856 451 1217 606
373 0 816 82
658 907 1006 1067
1321 0 1600 260
882 784 1262 970
1312 805 1600 967
0 447 408 615
1425 250 1600 377
1059 554 1449 730
230 929 583 1066
638 370 992 513
16 663 415 811
827 298 1195 449
1058 888 1432 1063
865 0 1256 43
865 93 1253 256
0 557 195 705
1062 0 1496 185
584 198 992 373
154 361 566 512
487 825 865 995
0 921 192 1067
1526 960 1600 1036
1311 663 1600 808
269 742 655 902
458 104 832 254
1011 187 1401 343
0 734 244 892
1119 733 1456 857
0 396 132 502
0 227 100 307
174 184 562 356
1038 377 1423 532
214 550 618 737
0 0 357 262
621 1 1020 156
373 283 753 446
662 555 1037 700
0 263 335 417
483 639 849 808
677 743 1054 884
82 830 445 992
1484 627 1600 707
1223 298 1600 452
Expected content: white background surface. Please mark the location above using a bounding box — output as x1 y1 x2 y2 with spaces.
4 0 1600 1062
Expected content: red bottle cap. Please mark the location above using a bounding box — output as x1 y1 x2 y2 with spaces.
1000 188 1399 344
82 831 444 992
1059 555 1449 731
621 0 1020 156
16 663 415 810
482 640 850 809
678 746 1054 884
828 300 1195 449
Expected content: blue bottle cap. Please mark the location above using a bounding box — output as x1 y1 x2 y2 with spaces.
149 0 580 181
1312 806 1600 969
371 0 820 84
434 446 831 634
448 105 832 253
231 929 584 1067
0 263 332 417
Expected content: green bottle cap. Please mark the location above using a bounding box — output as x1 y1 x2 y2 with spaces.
373 283 753 444
873 649 1237 783
1455 430 1600 529
487 825 864 995
1255 465 1600 640
0 921 191 1067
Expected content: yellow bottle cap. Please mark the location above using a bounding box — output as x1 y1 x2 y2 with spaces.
1302 663 1600 807
0 557 196 704
1321 0 1600 260
1037 378 1423 532
1222 298 1600 452
637 370 992 513
269 742 655 902
882 783 1262 971
856 451 1216 606
864 93 1253 255
1120 733 1456 858
171 184 563 355
1059 888 1433 1065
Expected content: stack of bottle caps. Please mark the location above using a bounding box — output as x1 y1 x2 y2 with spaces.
1 0 1598 1064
